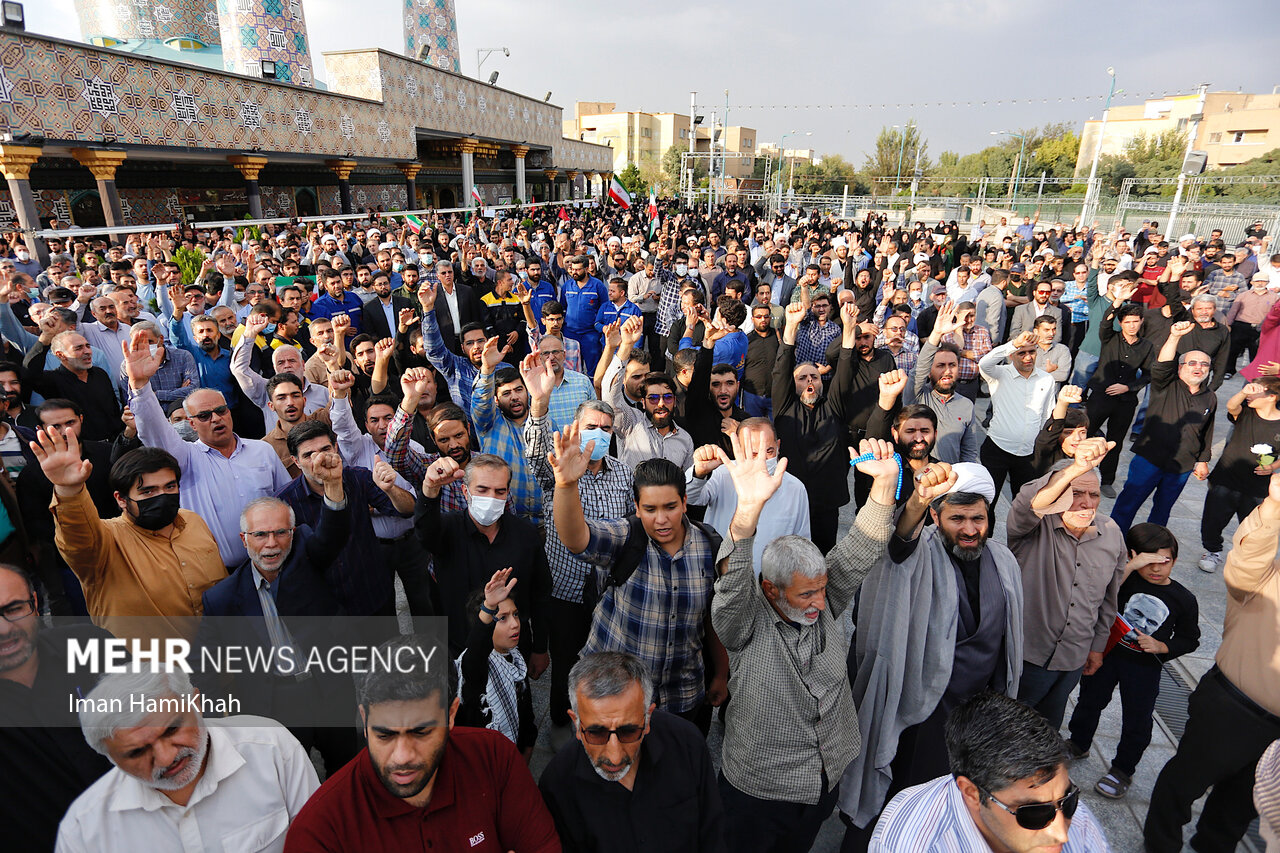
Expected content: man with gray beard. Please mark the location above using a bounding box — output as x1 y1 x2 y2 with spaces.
57 668 318 852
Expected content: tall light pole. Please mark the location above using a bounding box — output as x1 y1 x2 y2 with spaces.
776 130 809 210
475 47 509 78
893 122 915 193
991 130 1027 207
1082 67 1117 225
784 131 811 203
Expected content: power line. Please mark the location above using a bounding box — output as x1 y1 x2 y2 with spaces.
721 89 1204 112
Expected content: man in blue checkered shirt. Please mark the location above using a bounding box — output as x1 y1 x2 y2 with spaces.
551 443 727 734
471 338 539 520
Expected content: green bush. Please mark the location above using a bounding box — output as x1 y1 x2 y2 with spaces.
173 246 206 286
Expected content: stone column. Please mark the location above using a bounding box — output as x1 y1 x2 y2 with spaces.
566 171 580 201
325 159 357 214
543 170 558 202
511 145 529 205
227 155 269 219
587 171 600 200
397 163 422 210
70 147 129 242
0 145 48 266
457 138 479 212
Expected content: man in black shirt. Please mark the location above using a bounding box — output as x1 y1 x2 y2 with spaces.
1179 294 1231 392
741 303 779 420
415 452 551 672
22 331 121 441
539 651 725 853
1086 302 1154 496
0 565 112 853
1111 321 1215 532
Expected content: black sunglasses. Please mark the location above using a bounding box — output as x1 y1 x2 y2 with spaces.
191 404 230 422
578 723 644 746
980 783 1079 830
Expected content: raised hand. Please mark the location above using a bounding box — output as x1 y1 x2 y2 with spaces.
423 456 464 493
331 313 352 340
312 450 344 484
548 422 590 487
602 319 622 351
416 280 438 311
619 314 644 351
30 426 92 491
784 301 806 329
722 428 786 509
121 336 164 389
1058 384 1083 406
480 336 505 372
400 366 434 403
519 353 556 404
691 443 724 479
1169 320 1194 338
840 300 859 327
397 307 418 333
513 281 531 305
371 458 398 492
935 300 963 337
1072 437 1115 471
483 567 517 610
244 311 270 340
913 461 958 503
703 319 731 346
328 369 355 397
852 438 900 479
168 284 190 316
878 369 908 401
1010 330 1036 350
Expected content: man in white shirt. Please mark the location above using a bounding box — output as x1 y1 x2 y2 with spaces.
978 330 1057 506
57 669 319 853
870 691 1109 853
231 313 330 432
686 418 810 574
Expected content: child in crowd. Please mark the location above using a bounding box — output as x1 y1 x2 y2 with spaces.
454 567 537 761
1066 523 1201 798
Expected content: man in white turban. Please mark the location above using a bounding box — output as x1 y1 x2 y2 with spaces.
836 461 1026 849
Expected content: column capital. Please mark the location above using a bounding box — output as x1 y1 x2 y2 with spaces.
566 170 580 181
0 145 44 181
324 159 358 181
456 137 480 155
71 147 128 182
587 171 600 180
396 162 422 180
510 144 529 159
227 154 269 182
543 169 559 181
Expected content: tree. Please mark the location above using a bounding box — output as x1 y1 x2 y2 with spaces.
788 154 868 196
617 164 644 197
660 143 707 189
864 122 929 191
1124 130 1187 165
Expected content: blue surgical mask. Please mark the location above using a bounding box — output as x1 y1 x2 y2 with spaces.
765 456 779 475
393 262 404 272
579 427 610 461
264 323 278 335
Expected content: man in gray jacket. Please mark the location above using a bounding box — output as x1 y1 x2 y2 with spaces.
838 461 1024 850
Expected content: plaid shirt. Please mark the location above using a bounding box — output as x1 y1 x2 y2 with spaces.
115 344 199 404
546 369 598 434
656 268 700 335
874 331 919 373
795 316 841 368
526 323 582 373
1206 268 1248 315
471 371 539 520
1061 279 1090 323
421 310 482 421
383 406 467 512
942 324 993 382
579 517 718 712
524 412 634 602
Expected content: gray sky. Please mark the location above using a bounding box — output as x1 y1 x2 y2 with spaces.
27 0 1279 167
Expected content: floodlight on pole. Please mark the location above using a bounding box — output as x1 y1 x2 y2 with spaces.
476 47 508 78
894 122 915 193
1082 67 1118 224
991 130 1028 206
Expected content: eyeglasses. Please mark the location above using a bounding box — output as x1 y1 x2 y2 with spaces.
191 404 230 422
578 723 645 745
0 596 36 623
244 527 295 543
1182 359 1211 367
979 783 1080 830
646 393 675 404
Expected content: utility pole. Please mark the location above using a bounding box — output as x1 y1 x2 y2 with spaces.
1082 67 1117 225
1168 82 1210 236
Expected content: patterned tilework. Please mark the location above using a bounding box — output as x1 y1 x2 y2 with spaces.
74 0 222 46
260 185 297 218
1 32 612 184
118 186 184 224
401 0 459 73
216 0 312 87
318 185 340 216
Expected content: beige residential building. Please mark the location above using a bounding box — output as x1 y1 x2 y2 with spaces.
1075 89 1280 175
564 102 757 178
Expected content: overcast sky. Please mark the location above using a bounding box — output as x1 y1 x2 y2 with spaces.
28 0 1279 167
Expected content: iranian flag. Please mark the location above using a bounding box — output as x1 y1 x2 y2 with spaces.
404 214 425 234
607 175 632 209
470 185 483 205
647 188 659 238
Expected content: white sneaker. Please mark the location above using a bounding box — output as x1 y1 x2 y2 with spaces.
1198 551 1222 573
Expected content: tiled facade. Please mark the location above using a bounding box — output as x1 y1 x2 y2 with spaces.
216 0 313 86
74 0 223 46
401 0 460 73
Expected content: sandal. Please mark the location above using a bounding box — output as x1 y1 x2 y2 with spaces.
1095 768 1132 799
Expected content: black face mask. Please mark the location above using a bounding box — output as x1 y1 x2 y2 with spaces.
130 493 181 531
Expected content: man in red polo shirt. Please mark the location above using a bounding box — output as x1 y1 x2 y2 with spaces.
284 634 559 853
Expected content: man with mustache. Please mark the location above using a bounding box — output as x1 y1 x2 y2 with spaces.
58 668 319 853
910 302 980 464
837 462 1024 847
260 373 332 479
1008 438 1126 730
606 353 694 470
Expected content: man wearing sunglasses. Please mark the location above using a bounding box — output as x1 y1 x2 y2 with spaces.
871 691 1108 852
606 369 694 471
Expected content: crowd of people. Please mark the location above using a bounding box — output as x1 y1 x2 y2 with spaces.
0 200 1278 853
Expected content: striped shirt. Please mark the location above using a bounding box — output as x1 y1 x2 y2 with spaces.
578 517 718 713
471 371 540 520
524 412 633 603
871 775 1110 853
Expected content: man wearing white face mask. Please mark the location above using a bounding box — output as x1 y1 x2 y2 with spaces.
415 453 552 674
11 243 42 278
656 251 702 340
686 418 810 575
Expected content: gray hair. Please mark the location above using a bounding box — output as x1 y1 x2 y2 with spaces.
50 330 84 355
80 669 197 756
463 453 511 489
435 260 452 275
567 652 653 717
271 345 302 368
761 535 826 591
239 496 296 533
60 275 84 289
90 296 115 313
575 399 615 423
130 320 164 340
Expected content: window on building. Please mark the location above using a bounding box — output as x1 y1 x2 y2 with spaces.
1175 118 1187 131
744 138 753 148
642 127 651 138
1208 132 1222 144
1232 131 1245 143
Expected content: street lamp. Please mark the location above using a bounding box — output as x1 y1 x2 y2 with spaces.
778 130 811 208
894 122 915 193
991 130 1028 207
1082 67 1117 224
476 46 508 78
